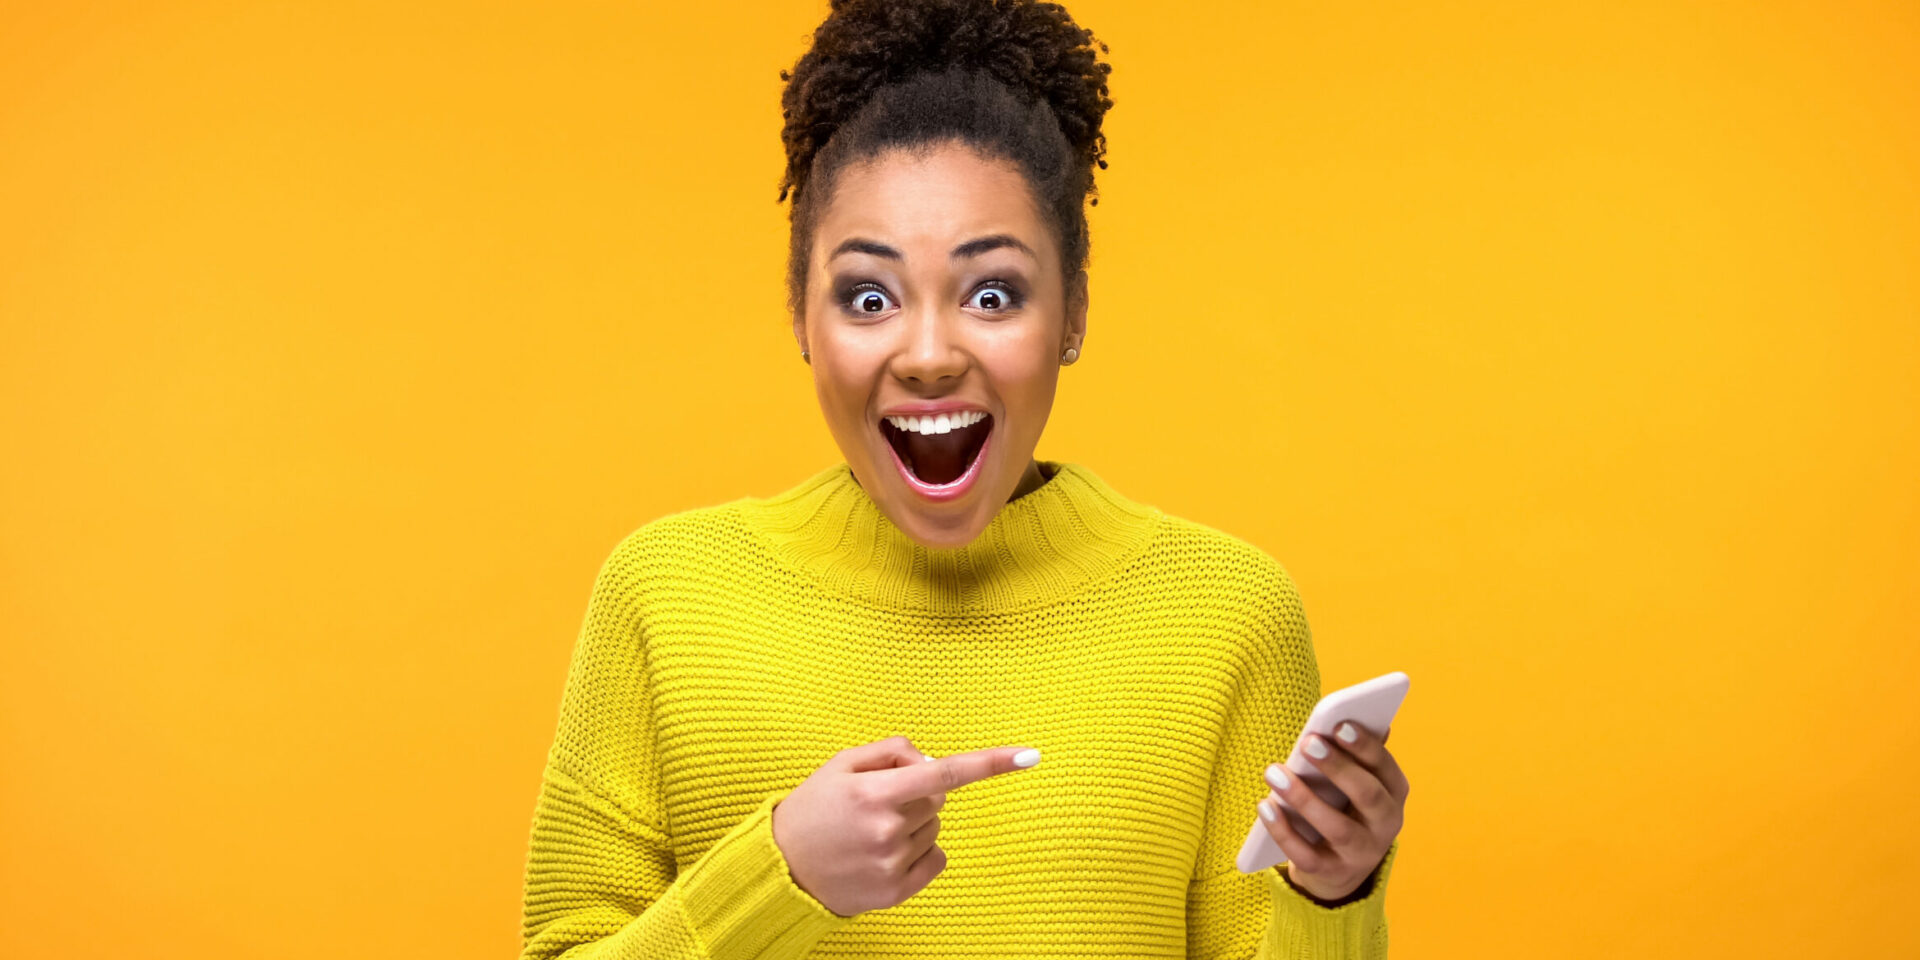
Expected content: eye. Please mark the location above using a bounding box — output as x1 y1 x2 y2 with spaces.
967 281 1024 313
841 283 895 315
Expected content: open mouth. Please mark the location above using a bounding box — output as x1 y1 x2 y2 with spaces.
879 413 994 487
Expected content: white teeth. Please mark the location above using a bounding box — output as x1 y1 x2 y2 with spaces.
886 410 987 435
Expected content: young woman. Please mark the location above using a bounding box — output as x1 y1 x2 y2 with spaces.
519 2 1410 957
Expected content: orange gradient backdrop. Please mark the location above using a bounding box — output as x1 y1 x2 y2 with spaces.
3 1 1916 957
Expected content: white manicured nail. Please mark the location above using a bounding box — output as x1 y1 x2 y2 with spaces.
1265 763 1290 792
1305 736 1329 759
923 755 935 762
1013 748 1041 768
1258 799 1277 823
1338 722 1358 743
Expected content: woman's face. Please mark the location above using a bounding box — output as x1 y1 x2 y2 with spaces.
793 141 1087 550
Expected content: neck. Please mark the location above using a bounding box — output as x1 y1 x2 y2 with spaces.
1009 457 1051 501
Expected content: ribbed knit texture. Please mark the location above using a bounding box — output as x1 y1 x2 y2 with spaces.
520 460 1398 959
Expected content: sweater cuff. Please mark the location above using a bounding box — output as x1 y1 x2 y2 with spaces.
1264 838 1398 952
677 791 856 959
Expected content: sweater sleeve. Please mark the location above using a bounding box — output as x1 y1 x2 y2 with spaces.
1185 561 1397 960
519 533 856 960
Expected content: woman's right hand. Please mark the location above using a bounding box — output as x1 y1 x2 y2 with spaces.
770 735 1039 917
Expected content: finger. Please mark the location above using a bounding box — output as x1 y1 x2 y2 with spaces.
1265 758 1364 854
841 735 934 773
898 835 948 901
887 745 1040 802
902 812 941 870
1330 721 1410 805
899 792 944 827
1299 731 1398 830
1258 796 1330 876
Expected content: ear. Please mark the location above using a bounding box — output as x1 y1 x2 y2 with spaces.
791 308 808 356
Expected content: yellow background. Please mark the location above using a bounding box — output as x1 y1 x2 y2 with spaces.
4 1 1916 956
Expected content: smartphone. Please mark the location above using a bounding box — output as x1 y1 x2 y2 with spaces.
1235 670 1410 873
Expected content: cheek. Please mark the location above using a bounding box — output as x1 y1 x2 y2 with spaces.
984 340 1060 428
812 363 858 420
812 341 881 422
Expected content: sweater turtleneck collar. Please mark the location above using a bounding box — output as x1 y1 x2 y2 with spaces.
735 460 1163 616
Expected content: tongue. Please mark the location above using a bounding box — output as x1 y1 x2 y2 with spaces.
902 421 987 485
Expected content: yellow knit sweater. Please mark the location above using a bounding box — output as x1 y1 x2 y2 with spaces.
519 460 1398 959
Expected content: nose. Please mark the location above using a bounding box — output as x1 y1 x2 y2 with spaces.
888 303 969 385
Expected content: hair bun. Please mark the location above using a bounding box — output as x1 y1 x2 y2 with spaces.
778 0 1113 204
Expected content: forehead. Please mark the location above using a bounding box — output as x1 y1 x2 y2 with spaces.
817 143 1051 255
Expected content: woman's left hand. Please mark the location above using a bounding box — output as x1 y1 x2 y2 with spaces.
1257 721 1410 903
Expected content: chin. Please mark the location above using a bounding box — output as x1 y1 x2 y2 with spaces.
880 475 1003 549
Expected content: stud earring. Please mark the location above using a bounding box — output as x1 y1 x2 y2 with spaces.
1061 347 1079 365
801 350 810 364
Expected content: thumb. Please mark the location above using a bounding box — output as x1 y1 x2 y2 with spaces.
842 734 931 773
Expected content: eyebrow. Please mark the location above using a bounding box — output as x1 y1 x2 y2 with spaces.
829 234 1036 262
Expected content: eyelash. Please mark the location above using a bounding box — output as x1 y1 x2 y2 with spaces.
838 280 1026 316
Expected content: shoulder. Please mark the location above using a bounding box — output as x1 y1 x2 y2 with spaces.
1140 510 1315 655
1059 461 1296 601
616 500 748 559
1149 511 1304 605
586 498 757 605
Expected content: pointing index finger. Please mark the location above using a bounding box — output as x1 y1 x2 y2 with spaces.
898 746 1040 801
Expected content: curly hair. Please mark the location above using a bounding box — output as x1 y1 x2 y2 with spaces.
777 0 1115 318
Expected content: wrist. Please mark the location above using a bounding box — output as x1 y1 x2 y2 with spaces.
1282 863 1373 908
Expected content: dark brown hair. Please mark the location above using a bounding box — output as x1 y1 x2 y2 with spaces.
777 0 1114 318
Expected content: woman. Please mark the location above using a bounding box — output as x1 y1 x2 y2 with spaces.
519 1 1409 957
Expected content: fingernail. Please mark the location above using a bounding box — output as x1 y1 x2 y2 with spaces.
1305 736 1329 760
923 755 935 762
1265 763 1290 792
1013 748 1041 768
1338 723 1358 744
1258 799 1277 823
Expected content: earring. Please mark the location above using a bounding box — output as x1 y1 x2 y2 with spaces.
1061 347 1079 365
801 350 811 364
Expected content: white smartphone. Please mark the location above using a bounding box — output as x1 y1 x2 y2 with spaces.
1235 670 1410 873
